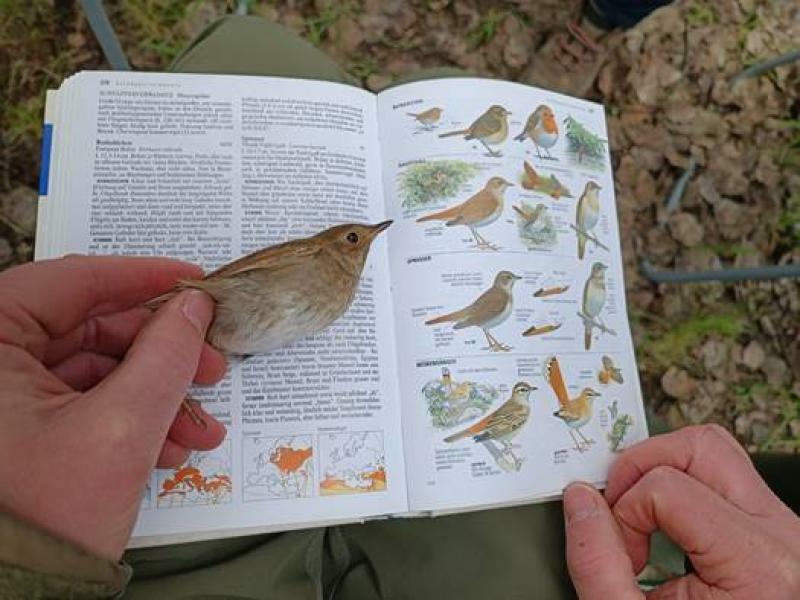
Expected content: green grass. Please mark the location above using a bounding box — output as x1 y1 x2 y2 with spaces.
118 0 198 63
305 1 355 46
640 310 745 370
685 2 715 27
778 188 800 244
697 242 759 259
467 7 507 48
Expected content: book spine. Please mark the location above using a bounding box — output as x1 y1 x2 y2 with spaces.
38 123 54 197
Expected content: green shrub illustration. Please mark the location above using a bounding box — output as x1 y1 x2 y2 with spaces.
399 160 480 209
563 115 607 167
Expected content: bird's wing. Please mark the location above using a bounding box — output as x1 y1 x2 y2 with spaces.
455 287 507 328
575 192 587 225
545 357 570 409
449 191 498 224
469 400 524 436
525 111 541 132
469 112 501 139
602 356 614 371
205 238 320 280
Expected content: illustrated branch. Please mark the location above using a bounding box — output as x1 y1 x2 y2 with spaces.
577 311 617 337
570 224 610 251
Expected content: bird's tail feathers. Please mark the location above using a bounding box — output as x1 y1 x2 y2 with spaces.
417 205 460 223
439 129 469 138
584 324 592 350
513 131 526 142
577 234 587 260
425 308 465 326
444 429 471 443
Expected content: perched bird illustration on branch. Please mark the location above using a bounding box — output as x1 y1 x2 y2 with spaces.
444 381 536 471
580 262 615 351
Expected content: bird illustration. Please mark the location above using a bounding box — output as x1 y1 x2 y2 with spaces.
147 222 392 425
521 162 572 199
513 202 547 234
425 270 521 352
514 105 559 160
581 262 607 351
443 382 535 451
441 367 455 396
545 356 601 453
439 105 511 157
575 181 601 259
408 107 443 129
598 355 623 385
416 176 513 250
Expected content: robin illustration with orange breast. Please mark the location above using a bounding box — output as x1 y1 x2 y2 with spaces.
514 105 559 160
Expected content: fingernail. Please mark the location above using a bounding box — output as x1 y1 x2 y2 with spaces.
181 290 212 334
564 483 599 524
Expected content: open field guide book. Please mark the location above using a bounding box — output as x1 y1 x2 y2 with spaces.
37 71 648 547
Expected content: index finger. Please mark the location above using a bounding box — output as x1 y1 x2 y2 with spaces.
0 255 202 341
605 425 783 517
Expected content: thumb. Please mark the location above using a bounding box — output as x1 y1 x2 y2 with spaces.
564 483 643 600
91 290 214 433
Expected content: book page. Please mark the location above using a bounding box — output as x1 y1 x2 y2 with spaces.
377 78 648 513
38 71 407 545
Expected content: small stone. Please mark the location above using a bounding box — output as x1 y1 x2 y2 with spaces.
365 73 393 92
661 367 697 401
742 341 766 370
701 339 728 373
503 32 531 70
1 186 37 235
668 212 704 247
761 356 789 386
329 16 364 54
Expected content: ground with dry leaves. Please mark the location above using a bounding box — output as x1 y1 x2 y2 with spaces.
1 0 798 451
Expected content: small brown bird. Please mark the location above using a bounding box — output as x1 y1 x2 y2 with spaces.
521 162 572 199
408 107 443 129
439 105 511 157
576 181 601 260
581 262 607 351
416 176 513 250
545 356 601 453
425 270 521 352
149 222 391 423
513 202 547 228
443 381 535 447
598 355 623 385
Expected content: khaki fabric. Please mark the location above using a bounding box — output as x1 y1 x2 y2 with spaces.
0 511 130 599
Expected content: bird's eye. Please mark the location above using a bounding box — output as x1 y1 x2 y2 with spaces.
346 232 359 244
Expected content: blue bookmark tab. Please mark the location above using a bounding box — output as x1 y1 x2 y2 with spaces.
38 123 54 196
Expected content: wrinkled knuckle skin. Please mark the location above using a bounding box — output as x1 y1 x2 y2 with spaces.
641 465 680 492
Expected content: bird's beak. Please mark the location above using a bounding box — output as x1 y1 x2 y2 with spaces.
365 220 392 241
511 273 522 280
370 220 393 235
505 182 515 187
